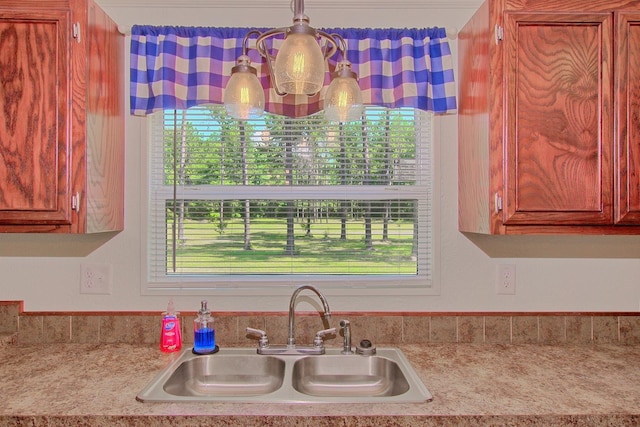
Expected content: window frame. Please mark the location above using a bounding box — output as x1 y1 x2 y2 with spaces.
140 108 441 298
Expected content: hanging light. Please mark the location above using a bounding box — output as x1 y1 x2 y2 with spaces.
223 0 361 120
323 35 363 123
271 31 326 95
223 30 265 120
254 0 338 96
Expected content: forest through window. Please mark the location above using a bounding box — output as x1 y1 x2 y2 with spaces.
147 105 434 290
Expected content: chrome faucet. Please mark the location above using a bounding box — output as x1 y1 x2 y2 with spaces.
246 284 334 355
288 284 332 346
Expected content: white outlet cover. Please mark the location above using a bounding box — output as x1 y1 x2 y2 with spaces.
496 264 516 295
80 263 113 295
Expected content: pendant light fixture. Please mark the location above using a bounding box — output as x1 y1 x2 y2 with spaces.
323 36 363 122
223 30 265 120
223 0 362 121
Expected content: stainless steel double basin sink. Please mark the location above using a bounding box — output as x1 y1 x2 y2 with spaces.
137 347 433 404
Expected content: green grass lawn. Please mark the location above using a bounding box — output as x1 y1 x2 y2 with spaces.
167 218 417 274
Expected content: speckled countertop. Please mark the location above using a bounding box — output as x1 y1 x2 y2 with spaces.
2 343 640 426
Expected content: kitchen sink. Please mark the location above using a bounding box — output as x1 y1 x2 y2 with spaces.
291 354 410 397
137 347 432 403
163 354 285 396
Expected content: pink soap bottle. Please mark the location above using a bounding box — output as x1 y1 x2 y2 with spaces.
160 299 182 353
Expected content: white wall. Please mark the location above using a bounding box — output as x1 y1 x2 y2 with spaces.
1 0 639 313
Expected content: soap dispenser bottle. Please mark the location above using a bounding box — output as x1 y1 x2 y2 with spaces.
160 299 182 353
193 300 216 354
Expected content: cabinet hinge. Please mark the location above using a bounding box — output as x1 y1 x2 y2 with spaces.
494 25 504 44
72 192 81 212
72 22 81 43
494 193 503 213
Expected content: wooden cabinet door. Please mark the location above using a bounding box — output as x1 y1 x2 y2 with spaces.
615 12 640 224
0 10 72 225
503 12 613 225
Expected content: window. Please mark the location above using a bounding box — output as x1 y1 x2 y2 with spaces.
146 105 438 294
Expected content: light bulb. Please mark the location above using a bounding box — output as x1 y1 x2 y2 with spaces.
223 57 265 120
324 63 363 123
274 32 326 95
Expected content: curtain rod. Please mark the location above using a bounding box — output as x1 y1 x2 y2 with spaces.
117 25 458 39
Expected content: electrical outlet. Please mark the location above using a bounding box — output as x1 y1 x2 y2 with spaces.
80 263 113 294
496 264 516 295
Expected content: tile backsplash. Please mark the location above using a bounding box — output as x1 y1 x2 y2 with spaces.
0 302 19 335
2 302 640 346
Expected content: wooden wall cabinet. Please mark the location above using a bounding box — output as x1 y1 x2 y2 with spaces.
458 0 640 234
0 0 124 233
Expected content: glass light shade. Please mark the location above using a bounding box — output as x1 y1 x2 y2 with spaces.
324 73 363 123
274 32 326 95
223 70 265 120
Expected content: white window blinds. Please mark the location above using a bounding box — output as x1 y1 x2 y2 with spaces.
147 105 435 292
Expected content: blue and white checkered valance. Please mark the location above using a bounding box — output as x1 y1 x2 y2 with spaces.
130 26 457 117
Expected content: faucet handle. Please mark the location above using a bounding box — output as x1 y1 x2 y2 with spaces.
315 327 336 337
246 327 269 349
246 326 267 336
313 327 336 349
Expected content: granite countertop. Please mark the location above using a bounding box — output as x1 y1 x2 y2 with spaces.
2 342 640 426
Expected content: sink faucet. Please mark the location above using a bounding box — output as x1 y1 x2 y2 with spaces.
288 285 331 346
246 284 334 355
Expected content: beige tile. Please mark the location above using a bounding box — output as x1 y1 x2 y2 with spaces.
430 316 457 343
457 316 484 344
213 316 238 347
241 316 266 332
566 316 592 344
42 316 71 343
485 316 511 344
16 312 633 349
539 316 565 345
512 316 538 344
620 316 640 345
18 316 43 345
0 304 19 334
371 316 403 344
265 315 290 346
593 316 619 344
130 315 157 345
402 316 430 344
99 316 131 344
71 316 100 344
182 315 195 345
316 315 400 347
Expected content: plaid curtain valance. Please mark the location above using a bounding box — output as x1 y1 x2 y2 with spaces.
130 26 457 117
